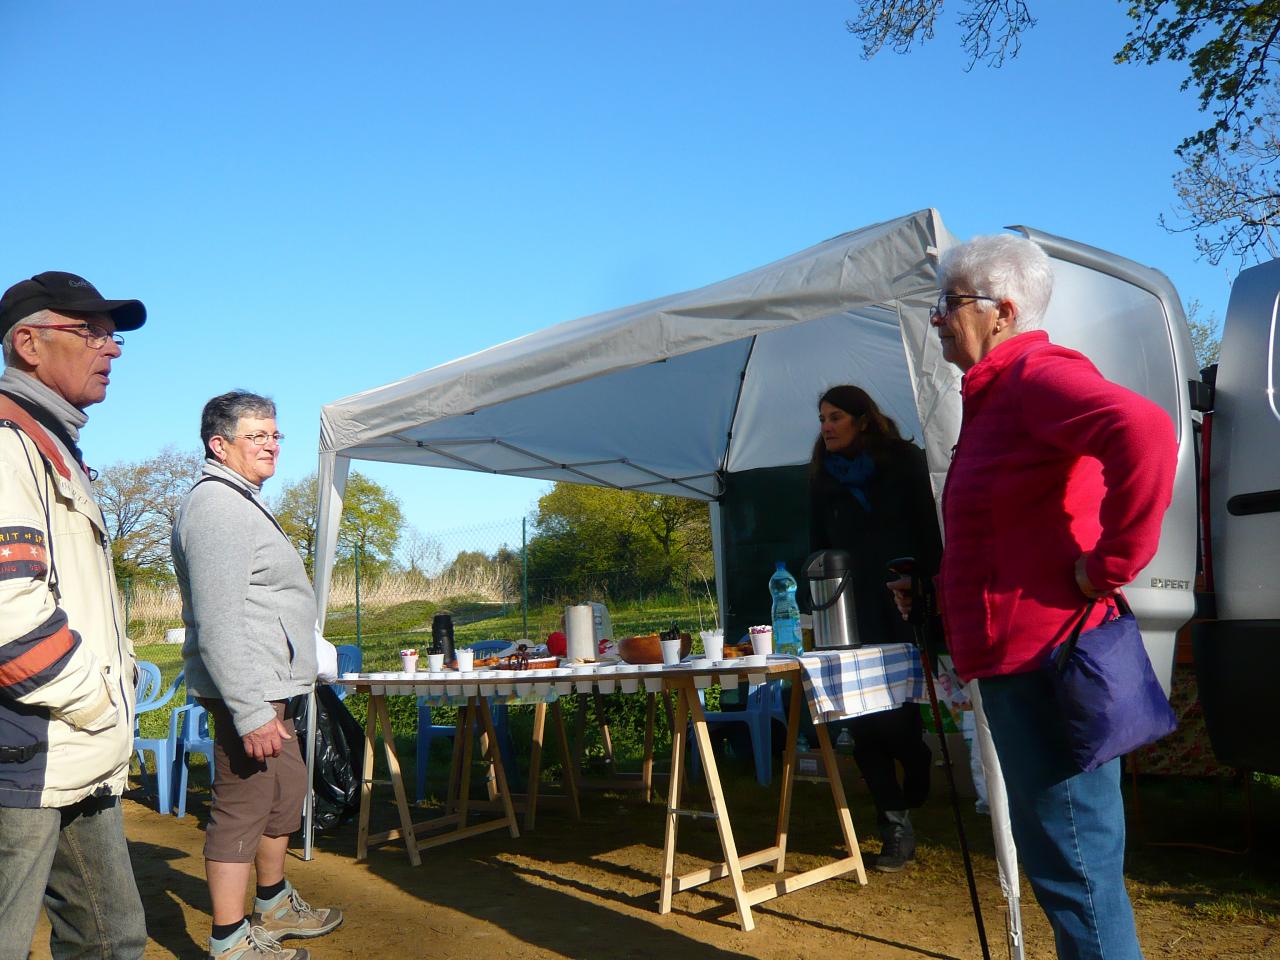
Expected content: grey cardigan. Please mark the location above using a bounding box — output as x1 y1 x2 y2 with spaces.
172 460 317 737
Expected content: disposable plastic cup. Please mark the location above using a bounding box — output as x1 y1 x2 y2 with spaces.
528 668 554 695
660 638 682 666
688 660 713 689
496 676 515 696
400 655 418 673
552 668 573 696
596 665 618 694
699 630 724 661
643 676 664 693
573 665 596 693
742 654 767 668
427 653 445 672
749 628 773 656
619 675 640 694
478 671 498 696
455 648 475 671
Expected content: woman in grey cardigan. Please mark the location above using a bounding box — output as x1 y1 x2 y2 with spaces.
172 390 342 960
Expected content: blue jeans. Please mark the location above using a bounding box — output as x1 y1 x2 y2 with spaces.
980 672 1143 960
0 796 147 960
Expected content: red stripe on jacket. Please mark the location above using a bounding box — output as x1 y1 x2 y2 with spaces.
0 625 75 688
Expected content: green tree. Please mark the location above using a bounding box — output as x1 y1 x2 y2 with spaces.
97 446 202 584
272 471 404 576
1185 298 1223 368
335 472 404 575
846 0 1280 264
527 483 712 601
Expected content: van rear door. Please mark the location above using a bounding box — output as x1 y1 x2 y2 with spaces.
1194 258 1280 774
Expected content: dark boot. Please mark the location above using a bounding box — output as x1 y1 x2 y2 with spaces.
872 809 915 873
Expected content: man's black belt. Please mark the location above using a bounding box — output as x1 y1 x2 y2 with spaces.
0 742 47 763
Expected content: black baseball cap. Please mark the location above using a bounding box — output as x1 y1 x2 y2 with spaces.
0 271 146 339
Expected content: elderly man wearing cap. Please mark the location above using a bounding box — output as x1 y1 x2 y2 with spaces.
0 272 148 960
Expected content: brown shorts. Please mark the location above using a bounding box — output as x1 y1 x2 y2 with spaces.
201 699 307 863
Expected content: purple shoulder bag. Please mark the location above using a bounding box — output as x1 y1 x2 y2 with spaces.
1042 594 1177 773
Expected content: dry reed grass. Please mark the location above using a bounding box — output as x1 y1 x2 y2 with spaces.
327 565 511 606
125 567 512 641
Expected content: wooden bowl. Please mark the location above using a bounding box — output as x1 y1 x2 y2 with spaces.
618 632 692 664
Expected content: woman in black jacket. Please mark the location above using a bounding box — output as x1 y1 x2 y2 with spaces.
809 384 942 871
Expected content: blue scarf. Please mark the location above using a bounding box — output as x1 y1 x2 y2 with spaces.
824 452 875 512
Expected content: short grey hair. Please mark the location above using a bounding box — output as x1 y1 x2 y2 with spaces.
200 390 277 458
938 234 1054 331
2 308 57 366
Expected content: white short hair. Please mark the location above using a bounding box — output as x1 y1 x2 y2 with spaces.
938 234 1054 331
2 308 56 366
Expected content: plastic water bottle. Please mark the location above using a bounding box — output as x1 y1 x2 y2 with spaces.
769 561 803 656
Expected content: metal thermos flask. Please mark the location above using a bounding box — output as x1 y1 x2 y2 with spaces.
803 550 862 650
431 612 455 663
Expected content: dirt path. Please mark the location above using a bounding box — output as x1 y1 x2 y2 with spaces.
28 782 1278 960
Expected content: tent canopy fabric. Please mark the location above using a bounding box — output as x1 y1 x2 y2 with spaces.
319 209 959 491
312 208 962 622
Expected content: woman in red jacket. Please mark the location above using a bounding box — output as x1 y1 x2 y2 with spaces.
912 234 1176 960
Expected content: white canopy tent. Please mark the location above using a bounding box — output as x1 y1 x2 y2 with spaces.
309 208 1027 955
307 207 1206 955
313 208 966 620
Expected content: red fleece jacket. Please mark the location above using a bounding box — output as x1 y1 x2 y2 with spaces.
938 331 1177 680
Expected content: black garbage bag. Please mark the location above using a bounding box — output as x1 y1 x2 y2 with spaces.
293 686 364 834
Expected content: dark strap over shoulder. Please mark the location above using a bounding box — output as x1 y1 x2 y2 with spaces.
1053 594 1132 671
0 395 71 480
193 475 289 542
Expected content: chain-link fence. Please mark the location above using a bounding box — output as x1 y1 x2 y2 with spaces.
125 511 719 657
334 513 719 664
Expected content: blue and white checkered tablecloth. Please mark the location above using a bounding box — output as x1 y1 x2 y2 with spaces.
798 644 926 724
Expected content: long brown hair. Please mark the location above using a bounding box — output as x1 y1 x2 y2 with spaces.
808 385 904 479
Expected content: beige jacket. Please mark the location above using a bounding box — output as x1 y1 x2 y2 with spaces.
0 396 135 808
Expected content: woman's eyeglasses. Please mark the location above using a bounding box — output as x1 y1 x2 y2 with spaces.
929 294 998 321
236 432 285 447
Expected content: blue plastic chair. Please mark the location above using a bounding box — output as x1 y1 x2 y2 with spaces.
333 644 362 701
132 662 185 814
416 640 517 801
171 681 217 819
690 680 787 786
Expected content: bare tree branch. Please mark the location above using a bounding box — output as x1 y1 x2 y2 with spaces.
847 0 1034 67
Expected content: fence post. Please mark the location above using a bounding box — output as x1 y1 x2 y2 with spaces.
121 576 132 625
521 516 528 641
355 543 362 648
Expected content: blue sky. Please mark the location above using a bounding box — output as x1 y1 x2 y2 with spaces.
0 2 1236 551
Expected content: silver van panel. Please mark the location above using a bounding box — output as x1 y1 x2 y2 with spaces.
1209 258 1280 622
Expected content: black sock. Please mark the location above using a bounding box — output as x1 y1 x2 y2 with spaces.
256 878 287 903
212 919 246 942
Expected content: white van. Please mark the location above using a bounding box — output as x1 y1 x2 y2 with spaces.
1190 258 1280 774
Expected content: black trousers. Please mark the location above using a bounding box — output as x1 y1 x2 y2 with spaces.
834 702 932 813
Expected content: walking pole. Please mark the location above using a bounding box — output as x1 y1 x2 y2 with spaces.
889 557 991 960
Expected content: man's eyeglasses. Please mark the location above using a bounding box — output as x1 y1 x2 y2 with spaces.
929 294 998 321
236 432 285 447
33 323 124 349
